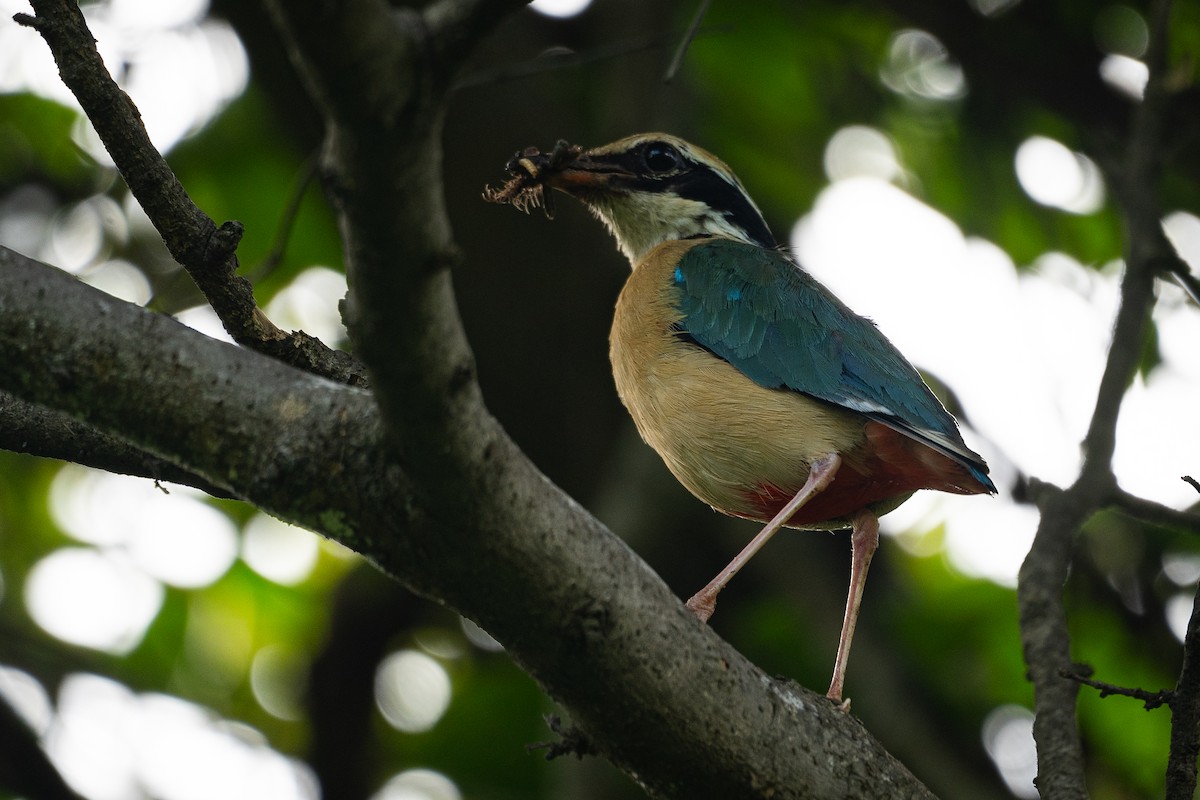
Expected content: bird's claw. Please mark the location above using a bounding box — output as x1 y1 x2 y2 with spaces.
685 592 716 623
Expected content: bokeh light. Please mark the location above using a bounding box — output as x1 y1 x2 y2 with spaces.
1163 552 1200 587
50 465 239 588
1014 135 1105 214
242 513 321 586
77 258 153 305
460 616 505 653
881 29 966 101
413 627 468 661
1163 211 1200 269
44 673 318 800
0 665 54 735
250 644 308 721
49 200 107 271
105 0 208 30
1094 4 1148 57
982 705 1038 798
1099 53 1149 99
0 0 247 158
0 185 57 257
968 0 1022 17
25 547 163 653
1166 592 1196 642
529 0 593 19
370 768 462 800
176 304 236 342
33 466 247 652
823 126 903 184
47 674 141 800
375 650 452 733
263 266 350 348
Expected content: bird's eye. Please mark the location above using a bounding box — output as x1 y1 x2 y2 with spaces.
642 142 681 174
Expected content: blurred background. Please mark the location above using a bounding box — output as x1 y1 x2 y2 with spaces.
1 0 1199 797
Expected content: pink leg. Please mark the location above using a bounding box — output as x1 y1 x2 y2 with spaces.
826 509 880 707
686 453 842 622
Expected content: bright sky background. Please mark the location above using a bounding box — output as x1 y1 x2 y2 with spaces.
794 125 1200 595
0 1 1194 798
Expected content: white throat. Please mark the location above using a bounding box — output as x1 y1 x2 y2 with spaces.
585 191 759 267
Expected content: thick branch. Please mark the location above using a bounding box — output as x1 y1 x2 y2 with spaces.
1167 580 1200 799
14 0 366 388
259 0 475 453
0 245 936 798
0 248 386 530
1017 493 1093 799
0 391 236 498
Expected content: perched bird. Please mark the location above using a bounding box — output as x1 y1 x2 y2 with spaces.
486 133 995 704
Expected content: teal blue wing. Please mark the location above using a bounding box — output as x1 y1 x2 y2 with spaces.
674 238 993 489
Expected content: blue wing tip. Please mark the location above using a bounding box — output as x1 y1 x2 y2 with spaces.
971 464 998 495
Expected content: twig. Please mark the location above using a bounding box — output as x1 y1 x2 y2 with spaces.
663 0 713 83
1112 487 1200 533
1061 669 1172 710
423 0 532 90
248 151 321 283
526 714 595 761
1184 476 1200 495
456 27 729 91
14 1 366 388
1157 256 1200 306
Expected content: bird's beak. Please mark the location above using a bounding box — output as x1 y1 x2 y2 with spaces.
509 141 632 196
483 140 633 213
544 156 632 196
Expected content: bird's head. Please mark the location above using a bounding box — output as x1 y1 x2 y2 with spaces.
486 133 777 266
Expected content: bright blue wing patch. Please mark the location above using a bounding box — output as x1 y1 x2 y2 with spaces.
673 239 992 487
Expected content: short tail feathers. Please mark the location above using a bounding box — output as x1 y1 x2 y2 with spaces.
967 463 997 495
863 418 996 496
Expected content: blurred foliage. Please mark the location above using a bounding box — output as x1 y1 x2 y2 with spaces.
0 94 92 190
1 1 1199 799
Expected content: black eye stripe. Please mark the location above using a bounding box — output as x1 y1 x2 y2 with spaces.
583 144 778 249
671 170 777 249
599 146 693 177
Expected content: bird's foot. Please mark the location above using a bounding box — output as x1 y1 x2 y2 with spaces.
827 694 852 713
685 592 716 623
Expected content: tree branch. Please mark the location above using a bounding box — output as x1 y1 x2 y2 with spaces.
1111 487 1200 533
259 0 479 460
1167 577 1200 799
0 222 934 800
1061 669 1171 710
0 391 237 498
1017 492 1093 799
13 0 366 388
1017 1 1181 797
